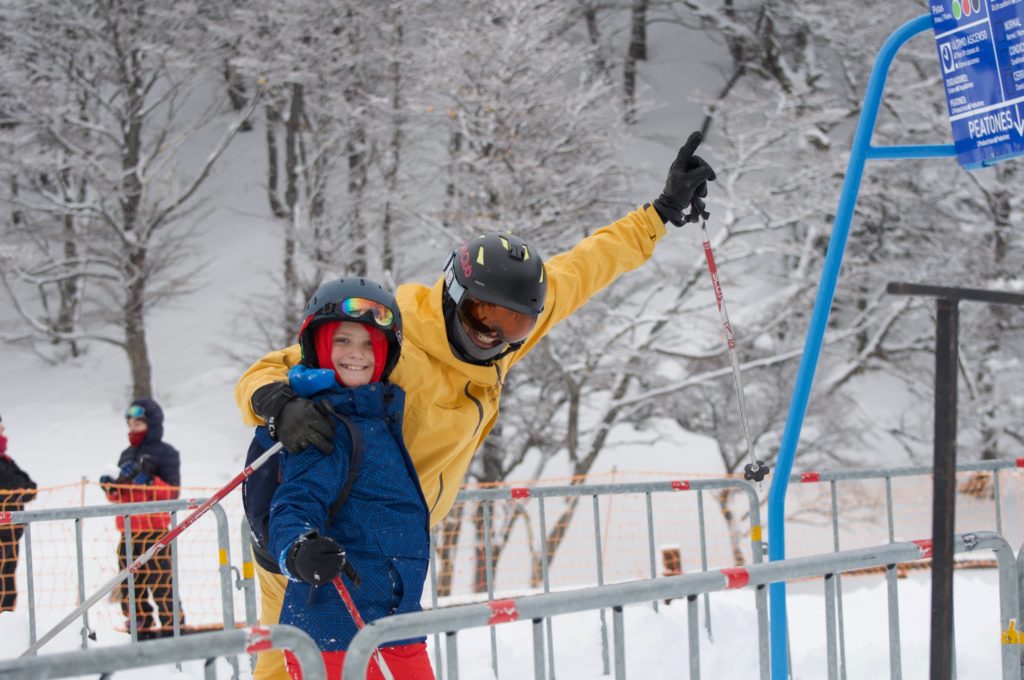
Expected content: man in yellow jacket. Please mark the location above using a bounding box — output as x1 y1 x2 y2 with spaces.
235 131 715 680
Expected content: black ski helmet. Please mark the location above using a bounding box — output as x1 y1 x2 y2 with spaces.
442 233 547 364
298 277 403 382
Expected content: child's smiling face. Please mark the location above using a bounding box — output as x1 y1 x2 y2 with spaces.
330 321 375 387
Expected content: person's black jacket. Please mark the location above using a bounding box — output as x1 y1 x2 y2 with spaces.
0 456 36 511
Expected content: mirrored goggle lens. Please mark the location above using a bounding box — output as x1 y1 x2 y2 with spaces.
125 405 145 419
340 297 395 328
461 298 537 343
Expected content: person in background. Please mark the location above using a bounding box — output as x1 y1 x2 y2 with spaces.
99 399 183 638
0 413 37 612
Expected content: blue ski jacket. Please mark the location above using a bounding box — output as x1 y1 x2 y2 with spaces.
263 378 430 651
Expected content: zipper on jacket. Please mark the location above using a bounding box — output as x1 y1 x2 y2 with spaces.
463 381 484 436
428 473 444 519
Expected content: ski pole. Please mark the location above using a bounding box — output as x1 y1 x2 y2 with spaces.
22 442 285 657
332 576 395 680
699 220 769 487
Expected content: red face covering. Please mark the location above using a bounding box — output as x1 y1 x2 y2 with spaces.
0 434 7 456
313 320 389 386
128 430 146 448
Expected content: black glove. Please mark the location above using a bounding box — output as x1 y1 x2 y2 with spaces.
285 532 361 586
652 130 717 226
252 382 335 454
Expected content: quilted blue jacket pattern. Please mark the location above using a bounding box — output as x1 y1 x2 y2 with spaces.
265 380 430 651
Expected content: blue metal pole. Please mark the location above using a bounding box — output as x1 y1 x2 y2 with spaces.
766 14 948 680
865 144 956 160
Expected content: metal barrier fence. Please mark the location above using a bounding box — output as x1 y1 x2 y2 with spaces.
0 624 325 680
237 516 260 675
4 499 235 660
20 464 1021 641
343 531 1020 680
453 479 767 680
238 477 768 680
11 464 1017 677
790 458 1023 679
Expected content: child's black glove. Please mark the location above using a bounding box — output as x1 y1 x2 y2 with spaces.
652 131 717 226
286 532 361 586
252 382 335 454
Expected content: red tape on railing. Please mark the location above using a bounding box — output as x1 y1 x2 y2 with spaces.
801 472 821 483
510 488 530 499
671 480 690 491
720 567 750 589
245 626 273 653
487 599 519 624
913 539 933 559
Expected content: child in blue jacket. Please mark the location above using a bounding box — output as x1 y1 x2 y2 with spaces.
258 277 432 680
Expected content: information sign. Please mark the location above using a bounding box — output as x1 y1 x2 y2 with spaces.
931 0 1024 168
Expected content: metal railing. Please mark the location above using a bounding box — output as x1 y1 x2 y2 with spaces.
4 498 235 653
237 515 259 626
236 516 260 675
343 531 1020 680
452 478 768 679
0 624 325 680
792 458 1022 678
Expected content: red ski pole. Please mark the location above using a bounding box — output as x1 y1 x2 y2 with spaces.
332 576 395 680
699 220 769 487
23 442 285 657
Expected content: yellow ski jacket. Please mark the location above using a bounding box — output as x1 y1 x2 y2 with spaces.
234 204 667 526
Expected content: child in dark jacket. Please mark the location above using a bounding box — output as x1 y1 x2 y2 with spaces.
99 398 184 637
257 278 432 680
0 413 37 612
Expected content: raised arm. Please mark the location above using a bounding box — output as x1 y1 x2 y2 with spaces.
512 131 715 361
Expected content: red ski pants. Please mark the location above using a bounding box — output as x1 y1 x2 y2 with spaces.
285 643 434 680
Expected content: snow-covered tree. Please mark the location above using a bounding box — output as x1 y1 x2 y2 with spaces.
0 0 253 398
424 0 631 250
230 0 432 349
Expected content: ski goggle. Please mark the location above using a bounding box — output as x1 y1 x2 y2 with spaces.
322 298 396 329
125 405 146 420
458 296 537 344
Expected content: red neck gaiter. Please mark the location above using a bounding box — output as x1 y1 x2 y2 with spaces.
313 321 389 386
0 435 8 461
128 430 146 448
